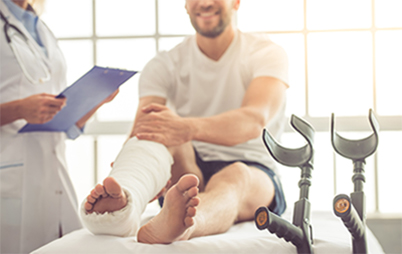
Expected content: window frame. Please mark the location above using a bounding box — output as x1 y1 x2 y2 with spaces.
54 0 402 216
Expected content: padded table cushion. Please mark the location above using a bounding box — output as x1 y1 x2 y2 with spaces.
32 206 384 254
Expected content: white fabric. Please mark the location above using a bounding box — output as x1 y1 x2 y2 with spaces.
139 30 289 172
0 1 82 253
33 207 385 254
80 137 173 237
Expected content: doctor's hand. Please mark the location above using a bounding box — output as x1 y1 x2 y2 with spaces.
74 89 119 129
19 93 66 124
134 103 195 147
101 89 119 104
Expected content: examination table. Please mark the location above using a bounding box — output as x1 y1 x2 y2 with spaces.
32 203 384 254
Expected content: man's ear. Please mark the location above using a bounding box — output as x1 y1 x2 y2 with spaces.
233 0 240 11
185 1 189 15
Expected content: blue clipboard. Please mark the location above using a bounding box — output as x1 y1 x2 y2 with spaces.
19 66 137 133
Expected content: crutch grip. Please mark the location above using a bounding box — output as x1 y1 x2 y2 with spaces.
255 206 304 246
333 194 365 240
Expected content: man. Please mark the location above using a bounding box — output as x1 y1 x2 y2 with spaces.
81 0 288 244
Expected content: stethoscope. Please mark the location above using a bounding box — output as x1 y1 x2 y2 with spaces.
0 9 51 84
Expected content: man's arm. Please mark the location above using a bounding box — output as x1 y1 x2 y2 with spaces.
134 76 287 147
129 95 167 138
191 76 287 146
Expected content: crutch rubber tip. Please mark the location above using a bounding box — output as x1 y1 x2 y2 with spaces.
255 206 269 230
333 194 351 216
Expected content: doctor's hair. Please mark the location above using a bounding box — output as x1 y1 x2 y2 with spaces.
30 0 46 16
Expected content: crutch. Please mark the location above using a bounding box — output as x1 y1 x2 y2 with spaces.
332 109 379 254
255 114 315 254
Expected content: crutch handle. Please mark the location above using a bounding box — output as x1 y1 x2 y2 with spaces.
333 194 365 240
255 206 304 246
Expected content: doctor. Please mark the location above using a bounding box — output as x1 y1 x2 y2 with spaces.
0 0 117 253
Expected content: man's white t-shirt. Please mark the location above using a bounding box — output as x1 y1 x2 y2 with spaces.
139 30 289 172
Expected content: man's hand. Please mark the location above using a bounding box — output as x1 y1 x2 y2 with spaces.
19 93 66 124
133 103 195 147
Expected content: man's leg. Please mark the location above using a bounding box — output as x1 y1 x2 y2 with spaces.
137 161 275 243
81 139 204 237
168 143 205 191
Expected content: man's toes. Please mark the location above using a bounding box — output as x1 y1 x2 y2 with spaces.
176 174 199 193
186 186 199 198
84 201 94 212
186 206 197 217
186 197 200 208
90 189 100 199
94 184 107 197
184 216 195 227
103 177 123 198
87 194 96 204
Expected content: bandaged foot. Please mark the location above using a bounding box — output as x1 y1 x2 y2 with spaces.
137 174 200 244
84 177 127 214
80 137 173 237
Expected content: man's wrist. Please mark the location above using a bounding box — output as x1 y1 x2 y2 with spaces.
186 117 200 141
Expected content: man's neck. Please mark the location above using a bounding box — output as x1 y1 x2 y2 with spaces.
12 0 28 9
196 25 236 61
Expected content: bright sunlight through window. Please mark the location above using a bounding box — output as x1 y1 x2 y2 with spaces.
42 0 402 215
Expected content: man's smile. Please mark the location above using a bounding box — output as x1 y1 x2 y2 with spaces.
196 10 220 20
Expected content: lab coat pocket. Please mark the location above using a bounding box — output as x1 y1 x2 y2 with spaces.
0 163 24 198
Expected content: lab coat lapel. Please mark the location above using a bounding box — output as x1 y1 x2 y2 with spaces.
36 20 56 60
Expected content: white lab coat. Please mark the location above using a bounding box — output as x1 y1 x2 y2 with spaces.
0 2 82 253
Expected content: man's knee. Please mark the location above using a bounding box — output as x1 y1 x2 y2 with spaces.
209 162 253 188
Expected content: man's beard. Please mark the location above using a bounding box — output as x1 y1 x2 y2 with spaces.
189 12 232 38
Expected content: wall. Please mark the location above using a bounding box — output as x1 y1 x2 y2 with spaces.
367 218 402 254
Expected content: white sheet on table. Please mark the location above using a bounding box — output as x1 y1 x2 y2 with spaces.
32 205 384 254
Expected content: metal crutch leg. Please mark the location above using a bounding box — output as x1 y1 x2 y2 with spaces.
331 109 380 254
255 114 315 254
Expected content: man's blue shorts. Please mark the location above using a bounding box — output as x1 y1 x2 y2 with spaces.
194 151 287 216
158 150 287 216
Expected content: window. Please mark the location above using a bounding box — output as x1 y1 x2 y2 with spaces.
237 0 402 215
42 0 402 215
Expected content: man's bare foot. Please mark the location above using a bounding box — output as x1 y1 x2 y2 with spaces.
84 177 127 214
137 174 200 244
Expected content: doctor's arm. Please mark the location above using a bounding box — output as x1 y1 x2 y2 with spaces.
134 76 287 147
0 93 66 126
